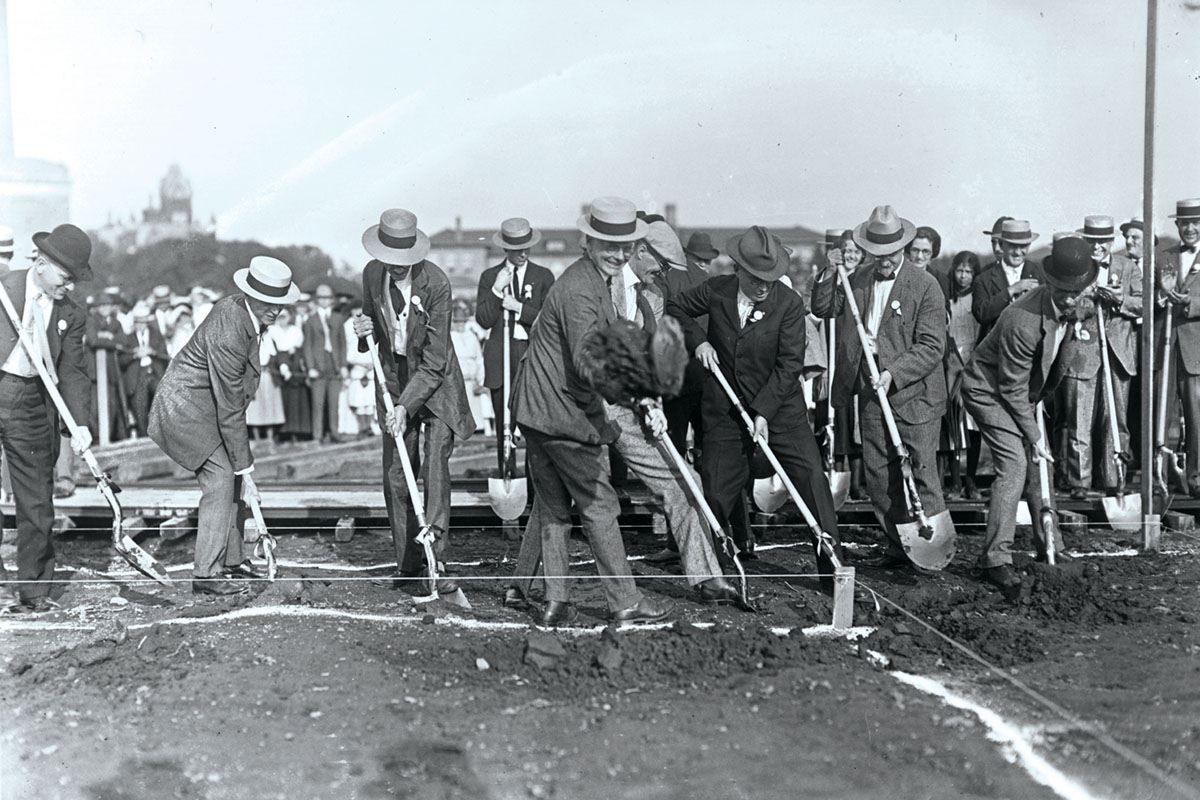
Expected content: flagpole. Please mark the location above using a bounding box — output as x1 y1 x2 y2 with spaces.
1140 0 1159 551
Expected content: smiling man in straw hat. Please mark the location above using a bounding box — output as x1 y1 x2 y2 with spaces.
352 208 474 595
812 205 947 570
1157 198 1200 496
972 218 1045 342
149 255 300 596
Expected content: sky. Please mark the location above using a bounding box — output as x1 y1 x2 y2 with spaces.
5 0 1200 267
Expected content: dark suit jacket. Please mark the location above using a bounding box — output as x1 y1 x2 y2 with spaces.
475 260 555 389
972 259 1045 342
511 256 620 444
0 269 92 436
962 286 1076 445
120 324 171 393
358 259 474 439
1158 244 1200 375
148 295 260 472
810 262 947 425
302 309 347 376
1062 254 1142 379
665 274 809 432
662 262 710 397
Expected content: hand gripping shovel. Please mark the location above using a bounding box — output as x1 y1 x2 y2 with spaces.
0 281 170 585
487 293 528 521
1154 310 1185 496
1035 403 1058 566
709 365 854 629
365 334 470 609
1095 305 1141 531
834 264 956 570
823 319 851 508
245 494 278 581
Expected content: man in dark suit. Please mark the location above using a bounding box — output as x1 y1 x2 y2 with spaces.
1156 197 1200 496
0 224 94 611
86 287 131 443
122 304 171 437
1058 216 1142 499
812 206 947 568
303 283 348 444
666 225 843 588
962 237 1097 593
150 256 300 596
353 209 475 593
972 219 1045 342
474 218 554 472
510 196 673 626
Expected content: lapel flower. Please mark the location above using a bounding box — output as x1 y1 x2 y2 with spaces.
890 300 902 317
523 284 533 300
57 319 68 333
411 295 424 315
749 309 764 324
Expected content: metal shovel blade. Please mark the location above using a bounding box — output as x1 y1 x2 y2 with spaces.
896 509 956 571
1016 501 1031 525
487 477 529 521
115 535 172 585
827 469 851 510
1102 492 1143 533
753 475 787 513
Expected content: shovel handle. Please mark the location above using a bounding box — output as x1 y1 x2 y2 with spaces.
1035 402 1056 566
1094 306 1125 461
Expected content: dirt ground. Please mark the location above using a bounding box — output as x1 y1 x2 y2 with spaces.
2 510 1199 799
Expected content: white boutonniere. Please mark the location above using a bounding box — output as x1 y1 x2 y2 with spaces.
57 319 68 333
749 309 764 324
890 300 902 317
523 284 533 300
411 295 424 314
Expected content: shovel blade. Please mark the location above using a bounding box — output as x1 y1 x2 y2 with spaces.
1102 493 1143 533
753 475 787 513
115 535 171 585
1016 501 1031 525
896 510 956 571
488 477 529 521
827 469 851 510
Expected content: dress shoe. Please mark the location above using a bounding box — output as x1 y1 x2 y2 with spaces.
696 579 740 605
192 579 250 597
503 587 529 609
963 479 981 501
643 547 680 564
22 595 60 613
222 560 263 579
982 564 1021 591
612 597 674 624
52 478 76 499
1068 487 1089 501
540 600 578 627
944 481 963 499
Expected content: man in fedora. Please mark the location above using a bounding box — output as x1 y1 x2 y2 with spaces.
1157 198 1200 496
683 231 719 275
353 209 474 593
123 303 171 438
150 284 174 341
0 224 95 611
510 196 674 625
667 225 844 589
1057 215 1142 500
149 256 301 596
661 226 713 476
1121 218 1153 268
961 237 1097 594
303 283 348 444
812 205 947 569
973 219 1044 342
474 217 555 473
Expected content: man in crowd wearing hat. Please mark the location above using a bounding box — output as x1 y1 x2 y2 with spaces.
1057 215 1142 500
510 197 673 626
474 218 555 473
665 230 720 466
150 285 174 341
123 303 171 438
961 237 1097 594
811 206 947 569
683 232 719 276
304 283 348 444
667 225 843 588
973 218 1044 342
149 256 301 596
1121 218 1151 269
0 224 95 611
0 225 14 275
86 287 131 443
1157 198 1200 497
352 209 474 594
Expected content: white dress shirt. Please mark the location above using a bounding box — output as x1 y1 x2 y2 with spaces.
866 258 903 337
1 270 54 378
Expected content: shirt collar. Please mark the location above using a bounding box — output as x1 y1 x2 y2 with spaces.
244 299 262 334
622 263 640 290
24 268 39 302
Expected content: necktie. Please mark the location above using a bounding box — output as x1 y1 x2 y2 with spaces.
511 268 520 299
608 276 626 319
320 310 332 352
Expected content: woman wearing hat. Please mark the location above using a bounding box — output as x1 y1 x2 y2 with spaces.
149 255 301 596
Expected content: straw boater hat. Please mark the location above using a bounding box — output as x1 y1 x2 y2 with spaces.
852 205 916 256
362 208 430 266
1077 215 1116 240
577 197 648 242
1169 199 1200 220
233 256 301 304
1042 237 1098 292
1119 217 1144 236
995 219 1039 246
683 232 719 261
644 221 687 270
0 225 13 258
32 223 93 281
726 225 790 281
492 217 542 250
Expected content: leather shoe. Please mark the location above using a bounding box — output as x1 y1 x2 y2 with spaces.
222 560 263 579
612 596 674 624
192 579 249 597
503 587 528 609
982 564 1021 591
1068 487 1089 501
696 579 740 605
643 547 680 564
540 600 578 627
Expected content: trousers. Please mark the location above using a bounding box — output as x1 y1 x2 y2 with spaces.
0 375 56 600
193 443 248 578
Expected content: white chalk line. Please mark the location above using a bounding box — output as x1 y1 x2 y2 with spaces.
892 672 1102 800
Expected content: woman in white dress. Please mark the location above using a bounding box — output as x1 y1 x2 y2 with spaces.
450 299 489 434
343 301 377 437
245 315 288 440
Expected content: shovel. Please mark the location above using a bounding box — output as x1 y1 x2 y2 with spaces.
487 294 528 521
833 264 956 570
824 318 851 509
1035 403 1058 566
0 280 170 585
753 475 787 513
246 494 278 582
365 334 471 609
1095 305 1142 531
1154 309 1186 495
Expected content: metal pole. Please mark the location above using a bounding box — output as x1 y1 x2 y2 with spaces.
1140 0 1160 551
96 349 110 447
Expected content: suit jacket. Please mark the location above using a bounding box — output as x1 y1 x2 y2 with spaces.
302 309 347 376
810 262 947 425
1062 254 1142 379
475 260 555 389
665 274 809 432
972 259 1045 342
357 259 474 439
120 324 171 393
962 286 1076 445
510 256 620 444
1158 244 1200 375
662 262 710 397
148 295 261 472
0 269 92 435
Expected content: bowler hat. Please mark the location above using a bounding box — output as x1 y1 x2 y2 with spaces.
683 232 719 260
233 256 302 305
492 217 542 251
853 205 916 256
996 219 1039 246
1042 238 1098 292
726 226 790 281
982 216 1013 238
32 224 93 281
1119 217 1143 236
362 208 431 266
1076 215 1115 240
577 197 648 243
1169 199 1200 220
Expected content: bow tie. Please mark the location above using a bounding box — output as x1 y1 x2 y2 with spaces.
874 271 897 282
1183 245 1197 254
